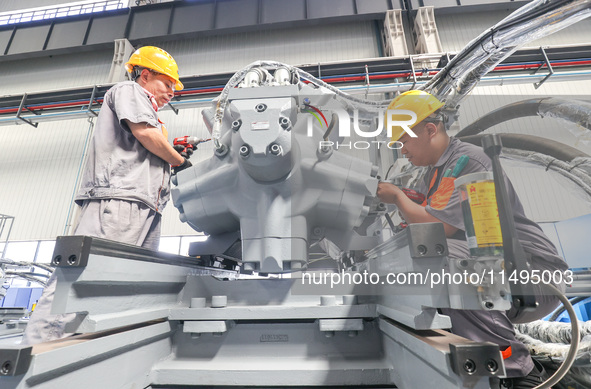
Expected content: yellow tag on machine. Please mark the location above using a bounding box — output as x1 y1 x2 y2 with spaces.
454 172 503 257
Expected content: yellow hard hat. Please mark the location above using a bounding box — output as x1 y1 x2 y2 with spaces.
385 90 444 141
125 46 184 91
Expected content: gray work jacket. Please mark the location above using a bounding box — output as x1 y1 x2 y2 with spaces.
75 81 171 213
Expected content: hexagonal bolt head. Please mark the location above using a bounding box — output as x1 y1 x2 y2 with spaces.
269 143 282 155
231 119 242 131
279 117 291 129
239 145 251 157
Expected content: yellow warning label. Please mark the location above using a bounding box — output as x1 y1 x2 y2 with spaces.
467 182 503 247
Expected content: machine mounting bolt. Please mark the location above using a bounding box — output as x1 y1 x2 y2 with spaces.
269 143 282 155
279 117 291 129
417 245 428 255
239 145 250 157
231 119 242 131
215 144 228 158
255 103 267 112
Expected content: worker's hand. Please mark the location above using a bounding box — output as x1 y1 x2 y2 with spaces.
376 182 403 204
173 144 194 159
172 158 192 175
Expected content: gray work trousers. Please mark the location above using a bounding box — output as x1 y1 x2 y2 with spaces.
21 199 161 345
441 239 564 378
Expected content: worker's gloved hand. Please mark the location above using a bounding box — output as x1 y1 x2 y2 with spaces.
173 144 194 159
376 182 403 204
172 158 192 175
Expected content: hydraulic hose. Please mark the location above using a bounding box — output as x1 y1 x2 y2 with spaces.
457 98 591 138
459 133 590 162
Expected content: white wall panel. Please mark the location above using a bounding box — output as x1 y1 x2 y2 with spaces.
0 49 113 95
437 10 591 53
159 21 380 77
0 119 92 240
0 1 69 13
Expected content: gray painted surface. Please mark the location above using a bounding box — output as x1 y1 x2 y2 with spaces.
6 25 51 55
45 20 88 50
85 14 128 45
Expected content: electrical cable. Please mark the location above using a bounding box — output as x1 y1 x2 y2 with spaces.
322 113 339 141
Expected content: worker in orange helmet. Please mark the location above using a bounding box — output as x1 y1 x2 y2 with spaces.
378 90 568 389
22 46 192 345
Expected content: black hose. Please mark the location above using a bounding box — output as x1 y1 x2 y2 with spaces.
549 296 588 321
457 98 591 138
457 98 547 137
459 133 590 162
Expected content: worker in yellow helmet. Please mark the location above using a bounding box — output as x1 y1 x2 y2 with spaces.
22 46 192 345
377 90 567 388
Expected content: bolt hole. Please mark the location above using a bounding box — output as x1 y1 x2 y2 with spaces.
255 103 267 112
484 301 495 309
417 245 427 255
53 255 62 266
486 359 498 372
463 359 476 374
435 244 445 255
459 259 469 267
1 361 11 375
68 255 77 265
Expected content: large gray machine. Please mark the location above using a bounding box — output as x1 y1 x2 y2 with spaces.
1 0 588 388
